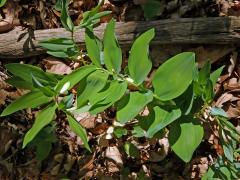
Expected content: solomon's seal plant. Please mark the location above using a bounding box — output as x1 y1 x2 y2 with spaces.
1 0 239 178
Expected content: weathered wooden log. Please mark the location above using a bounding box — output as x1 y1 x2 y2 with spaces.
0 16 240 58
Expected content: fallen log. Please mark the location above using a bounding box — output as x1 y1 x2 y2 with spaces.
0 16 240 58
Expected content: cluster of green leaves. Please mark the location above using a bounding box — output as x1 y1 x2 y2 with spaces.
1 1 239 179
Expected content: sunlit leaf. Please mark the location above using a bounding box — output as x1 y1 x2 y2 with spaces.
114 127 127 138
103 19 122 73
55 65 97 93
1 91 52 116
210 65 224 86
5 63 58 87
77 70 108 108
67 115 91 152
153 52 195 101
85 27 101 67
128 28 154 84
23 103 57 148
147 106 181 138
60 0 74 32
0 0 7 7
89 81 127 114
169 116 203 162
117 91 153 124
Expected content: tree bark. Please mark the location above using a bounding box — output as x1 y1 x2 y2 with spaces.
1 17 240 58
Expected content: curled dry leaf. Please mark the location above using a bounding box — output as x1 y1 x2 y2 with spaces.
215 93 233 107
226 105 240 118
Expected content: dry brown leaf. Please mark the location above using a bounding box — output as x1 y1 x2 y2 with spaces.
74 112 98 129
42 57 72 75
90 123 109 135
106 160 120 173
105 146 123 166
215 93 233 107
0 90 7 106
226 106 240 118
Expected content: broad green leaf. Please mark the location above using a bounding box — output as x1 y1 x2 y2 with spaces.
147 106 181 138
210 66 224 86
23 103 57 148
5 76 35 90
114 127 127 138
55 65 97 93
169 116 204 162
128 28 154 84
0 0 7 7
67 115 91 152
198 61 211 86
124 142 140 158
117 91 153 124
85 27 101 67
60 0 74 32
77 70 108 108
39 38 75 52
89 81 127 114
1 91 52 116
153 52 195 101
141 0 161 18
103 19 122 73
5 63 57 86
132 126 147 137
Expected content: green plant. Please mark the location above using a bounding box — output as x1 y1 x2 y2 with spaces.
0 0 7 8
1 0 239 178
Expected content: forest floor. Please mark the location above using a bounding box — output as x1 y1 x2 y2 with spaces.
0 0 240 179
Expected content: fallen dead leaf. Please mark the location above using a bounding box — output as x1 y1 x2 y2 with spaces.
106 160 120 173
105 146 123 166
215 93 233 107
42 57 72 75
